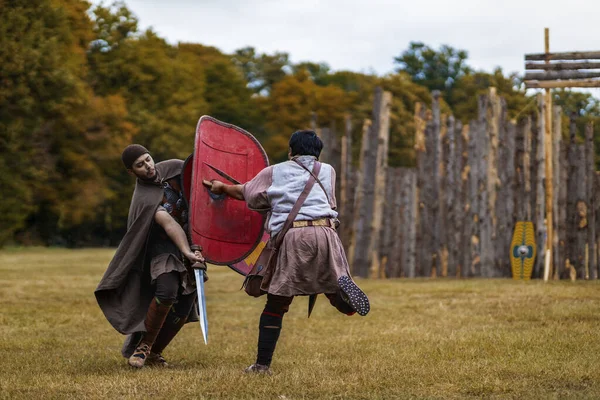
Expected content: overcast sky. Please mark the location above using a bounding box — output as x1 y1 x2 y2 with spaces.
93 0 600 77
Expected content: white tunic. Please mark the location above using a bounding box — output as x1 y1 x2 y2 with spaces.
264 156 337 234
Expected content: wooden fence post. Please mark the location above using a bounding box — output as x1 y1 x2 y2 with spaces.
585 123 597 279
349 87 391 278
496 102 516 276
403 168 418 278
348 119 372 276
381 168 402 277
467 117 481 277
339 114 353 252
596 171 600 280
414 102 428 277
439 114 449 276
431 92 442 277
478 89 500 277
566 114 587 278
459 124 470 277
558 134 568 279
552 106 564 279
445 116 457 277
534 94 547 278
369 88 392 278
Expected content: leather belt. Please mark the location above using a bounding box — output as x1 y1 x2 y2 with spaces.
292 218 334 228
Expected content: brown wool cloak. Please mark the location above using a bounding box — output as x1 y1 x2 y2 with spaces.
95 159 197 335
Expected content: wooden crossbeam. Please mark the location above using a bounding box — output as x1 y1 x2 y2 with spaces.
525 51 600 61
524 71 600 81
525 79 600 88
525 61 600 71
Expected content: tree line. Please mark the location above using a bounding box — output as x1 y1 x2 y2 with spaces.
1 0 599 247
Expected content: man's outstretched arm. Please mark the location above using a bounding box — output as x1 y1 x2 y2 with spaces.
154 210 204 263
202 180 244 200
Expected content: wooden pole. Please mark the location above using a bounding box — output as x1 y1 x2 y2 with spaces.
497 105 516 276
543 27 554 282
468 117 482 277
525 51 600 61
414 103 428 277
585 123 597 279
457 122 468 277
369 88 392 278
535 93 547 278
445 116 457 277
340 114 353 252
525 61 600 71
480 88 500 277
431 93 443 278
348 119 372 276
566 114 587 278
525 80 600 89
404 169 418 278
524 71 600 81
552 106 563 280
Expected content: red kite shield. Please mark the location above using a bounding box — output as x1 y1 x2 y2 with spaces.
189 116 269 273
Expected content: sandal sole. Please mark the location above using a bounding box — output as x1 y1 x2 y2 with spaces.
338 276 370 316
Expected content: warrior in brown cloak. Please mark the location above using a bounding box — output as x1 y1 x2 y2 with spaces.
203 130 370 374
95 144 204 368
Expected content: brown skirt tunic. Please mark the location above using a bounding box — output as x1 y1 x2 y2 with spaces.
243 160 352 297
261 225 351 297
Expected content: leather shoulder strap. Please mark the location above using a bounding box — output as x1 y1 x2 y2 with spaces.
274 161 321 249
293 158 330 203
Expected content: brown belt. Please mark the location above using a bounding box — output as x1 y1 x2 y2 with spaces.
292 218 334 228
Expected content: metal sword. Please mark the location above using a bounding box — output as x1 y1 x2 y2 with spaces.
191 244 208 344
204 162 241 185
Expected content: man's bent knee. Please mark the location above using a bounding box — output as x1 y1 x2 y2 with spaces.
154 271 180 303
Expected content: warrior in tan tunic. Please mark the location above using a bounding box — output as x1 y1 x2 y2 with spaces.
203 130 370 374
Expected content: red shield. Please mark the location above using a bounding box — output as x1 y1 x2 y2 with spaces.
188 116 269 273
182 153 270 275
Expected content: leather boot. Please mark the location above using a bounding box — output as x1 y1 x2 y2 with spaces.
148 312 187 366
128 297 172 368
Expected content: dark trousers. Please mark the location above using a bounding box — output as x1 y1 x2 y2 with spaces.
256 292 352 367
154 270 196 318
145 271 197 354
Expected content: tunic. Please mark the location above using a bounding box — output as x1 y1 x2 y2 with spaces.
242 156 351 297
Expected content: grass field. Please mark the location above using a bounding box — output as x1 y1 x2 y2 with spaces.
1 248 600 399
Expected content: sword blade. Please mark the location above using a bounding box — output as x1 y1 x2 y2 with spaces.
194 269 209 344
308 294 318 318
204 162 241 185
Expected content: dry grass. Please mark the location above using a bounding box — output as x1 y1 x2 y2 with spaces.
1 248 600 399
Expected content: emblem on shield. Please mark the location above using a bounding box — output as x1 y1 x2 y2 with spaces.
510 221 536 280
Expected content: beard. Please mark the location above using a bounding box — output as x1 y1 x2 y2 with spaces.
138 171 158 182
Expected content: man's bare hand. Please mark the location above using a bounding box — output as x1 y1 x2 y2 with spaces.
202 179 224 194
184 249 205 264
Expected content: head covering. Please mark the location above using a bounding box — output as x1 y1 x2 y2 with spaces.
121 144 150 169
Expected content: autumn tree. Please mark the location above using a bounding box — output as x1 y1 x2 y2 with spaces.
451 68 530 123
263 70 352 161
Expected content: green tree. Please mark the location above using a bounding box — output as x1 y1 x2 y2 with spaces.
179 43 262 139
232 47 290 94
394 42 471 93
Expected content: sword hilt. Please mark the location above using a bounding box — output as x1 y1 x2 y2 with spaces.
190 244 208 273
